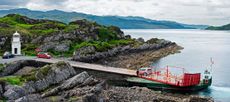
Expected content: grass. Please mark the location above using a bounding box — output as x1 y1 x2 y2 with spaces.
0 64 4 72
39 65 51 76
68 96 80 102
73 39 135 52
0 98 7 102
20 69 38 82
56 61 67 66
64 24 79 33
0 76 24 85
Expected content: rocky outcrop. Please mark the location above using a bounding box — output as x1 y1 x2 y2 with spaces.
0 81 5 99
42 71 98 97
0 14 126 54
188 96 214 102
0 60 213 102
15 94 47 102
3 85 27 100
0 60 47 77
100 86 214 102
38 40 71 52
22 61 76 93
96 43 182 69
0 61 26 76
73 38 174 63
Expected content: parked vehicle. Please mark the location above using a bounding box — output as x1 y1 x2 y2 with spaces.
136 67 152 76
2 51 15 59
37 52 51 59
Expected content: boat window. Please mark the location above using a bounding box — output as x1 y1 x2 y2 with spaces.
139 69 146 71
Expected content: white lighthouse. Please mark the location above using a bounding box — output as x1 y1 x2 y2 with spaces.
11 31 21 55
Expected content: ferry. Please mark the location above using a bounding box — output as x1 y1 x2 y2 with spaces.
127 66 212 92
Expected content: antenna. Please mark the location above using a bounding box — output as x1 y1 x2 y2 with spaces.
210 57 214 72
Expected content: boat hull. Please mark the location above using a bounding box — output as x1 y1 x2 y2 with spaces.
126 77 212 92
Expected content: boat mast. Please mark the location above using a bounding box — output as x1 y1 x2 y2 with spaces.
210 57 214 73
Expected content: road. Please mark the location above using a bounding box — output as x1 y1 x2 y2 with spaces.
0 56 36 64
0 56 136 76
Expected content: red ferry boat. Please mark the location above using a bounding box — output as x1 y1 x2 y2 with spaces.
127 66 212 91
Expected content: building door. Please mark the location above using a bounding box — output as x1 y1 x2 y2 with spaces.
14 48 17 54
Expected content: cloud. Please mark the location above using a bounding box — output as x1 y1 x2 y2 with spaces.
1 0 230 25
0 0 30 9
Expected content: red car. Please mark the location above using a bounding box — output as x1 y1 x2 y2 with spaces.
137 67 152 76
37 52 51 59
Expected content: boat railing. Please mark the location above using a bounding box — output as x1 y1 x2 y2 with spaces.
138 66 201 87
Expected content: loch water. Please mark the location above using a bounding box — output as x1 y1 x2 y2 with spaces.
124 29 230 102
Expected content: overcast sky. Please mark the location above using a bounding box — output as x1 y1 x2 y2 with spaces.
0 0 230 26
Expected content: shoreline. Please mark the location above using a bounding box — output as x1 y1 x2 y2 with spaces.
95 43 183 69
0 61 213 102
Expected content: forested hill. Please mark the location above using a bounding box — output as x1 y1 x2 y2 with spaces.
206 23 230 30
0 8 208 29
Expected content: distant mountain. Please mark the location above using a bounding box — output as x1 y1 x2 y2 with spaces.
206 23 230 30
0 8 208 29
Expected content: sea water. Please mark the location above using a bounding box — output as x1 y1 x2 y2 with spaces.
124 29 230 102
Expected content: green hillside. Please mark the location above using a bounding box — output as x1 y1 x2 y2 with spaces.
0 8 209 29
206 24 230 30
0 14 135 56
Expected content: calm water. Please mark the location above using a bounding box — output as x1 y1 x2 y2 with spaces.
123 29 230 102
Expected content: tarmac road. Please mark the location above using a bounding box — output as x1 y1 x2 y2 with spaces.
0 56 36 64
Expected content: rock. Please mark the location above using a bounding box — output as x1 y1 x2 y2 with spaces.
0 81 5 99
13 66 36 76
39 40 71 52
15 94 47 102
74 46 96 56
47 96 67 102
73 38 173 63
0 60 26 76
42 71 90 97
22 82 36 93
38 42 57 51
82 93 98 102
31 36 43 44
90 81 107 94
23 61 77 93
0 23 9 28
80 76 97 87
0 60 44 76
41 87 61 97
152 97 176 102
62 71 90 89
124 35 131 39
137 37 145 43
3 85 27 100
54 43 70 52
189 96 214 102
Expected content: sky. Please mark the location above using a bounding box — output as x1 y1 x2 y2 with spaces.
0 0 230 26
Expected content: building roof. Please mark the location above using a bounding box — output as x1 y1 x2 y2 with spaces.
13 31 20 36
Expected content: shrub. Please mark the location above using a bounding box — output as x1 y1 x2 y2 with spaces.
98 27 118 41
22 44 38 56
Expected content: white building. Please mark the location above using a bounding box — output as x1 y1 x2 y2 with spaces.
11 31 21 55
